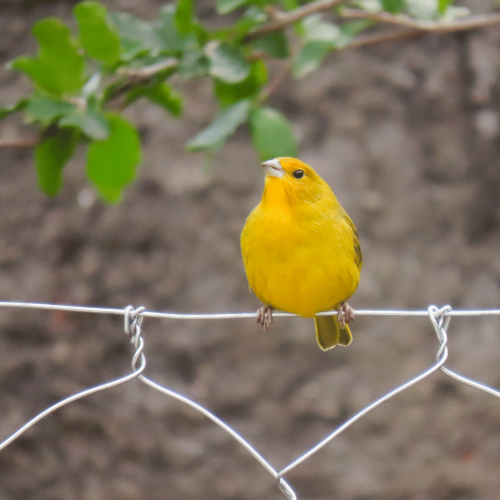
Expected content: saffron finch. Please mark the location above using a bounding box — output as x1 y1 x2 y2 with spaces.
241 157 362 350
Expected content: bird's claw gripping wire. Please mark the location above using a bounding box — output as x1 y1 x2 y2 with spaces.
257 306 274 331
338 302 355 329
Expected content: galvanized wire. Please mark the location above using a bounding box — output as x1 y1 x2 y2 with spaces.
0 301 499 500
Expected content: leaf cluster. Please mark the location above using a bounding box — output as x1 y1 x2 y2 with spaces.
1 0 461 201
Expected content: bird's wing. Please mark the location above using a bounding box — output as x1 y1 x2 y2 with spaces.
343 212 363 270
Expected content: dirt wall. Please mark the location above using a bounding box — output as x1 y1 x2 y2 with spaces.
1 1 500 499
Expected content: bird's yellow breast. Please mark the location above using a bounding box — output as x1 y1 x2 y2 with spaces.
241 179 361 317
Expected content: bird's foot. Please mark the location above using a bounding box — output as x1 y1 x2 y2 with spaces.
338 302 355 329
256 306 274 331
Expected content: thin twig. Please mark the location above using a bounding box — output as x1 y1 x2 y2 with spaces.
116 58 178 78
245 0 350 42
345 28 424 49
258 61 293 103
341 9 500 33
0 137 39 148
106 58 179 103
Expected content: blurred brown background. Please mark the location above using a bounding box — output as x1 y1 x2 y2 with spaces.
2 1 500 499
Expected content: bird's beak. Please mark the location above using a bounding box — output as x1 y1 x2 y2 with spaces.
262 159 285 179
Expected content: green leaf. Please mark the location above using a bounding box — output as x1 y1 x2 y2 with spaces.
208 42 251 83
293 42 329 79
193 21 209 46
109 12 163 59
179 49 210 78
282 0 299 9
175 0 194 34
250 107 297 161
35 127 78 196
438 0 452 14
232 6 267 37
440 5 468 20
214 59 267 107
216 0 248 14
353 0 384 11
26 95 108 138
186 99 251 152
251 32 289 59
0 99 29 120
301 15 340 44
334 20 374 49
9 19 85 95
10 58 58 95
25 95 76 126
59 101 110 140
126 83 183 117
157 4 191 52
405 0 438 20
74 1 121 65
86 113 141 203
380 0 404 14
32 19 85 93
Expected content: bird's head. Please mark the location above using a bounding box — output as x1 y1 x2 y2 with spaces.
261 157 332 206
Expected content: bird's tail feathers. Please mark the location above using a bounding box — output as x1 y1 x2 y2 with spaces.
314 315 353 351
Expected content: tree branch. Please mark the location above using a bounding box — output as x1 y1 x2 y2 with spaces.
107 58 179 102
341 9 500 33
244 0 349 42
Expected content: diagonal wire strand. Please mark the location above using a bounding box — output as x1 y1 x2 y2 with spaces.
276 304 451 482
442 366 500 398
277 353 449 480
0 337 147 451
138 374 297 500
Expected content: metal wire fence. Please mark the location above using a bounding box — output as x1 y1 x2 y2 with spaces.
1 301 500 500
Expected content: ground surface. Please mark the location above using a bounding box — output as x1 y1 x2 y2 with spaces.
1 1 500 499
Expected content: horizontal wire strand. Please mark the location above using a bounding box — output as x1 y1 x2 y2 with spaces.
1 301 500 318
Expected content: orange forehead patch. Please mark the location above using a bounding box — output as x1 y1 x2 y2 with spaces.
276 157 309 173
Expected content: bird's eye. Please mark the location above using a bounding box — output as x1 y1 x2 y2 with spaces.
293 170 304 179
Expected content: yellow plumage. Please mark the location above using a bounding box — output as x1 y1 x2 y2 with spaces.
241 157 362 350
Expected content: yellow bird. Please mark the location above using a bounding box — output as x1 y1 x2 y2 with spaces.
241 157 362 350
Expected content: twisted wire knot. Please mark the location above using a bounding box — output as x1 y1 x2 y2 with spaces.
124 305 147 372
275 475 296 500
124 305 146 344
428 304 452 364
